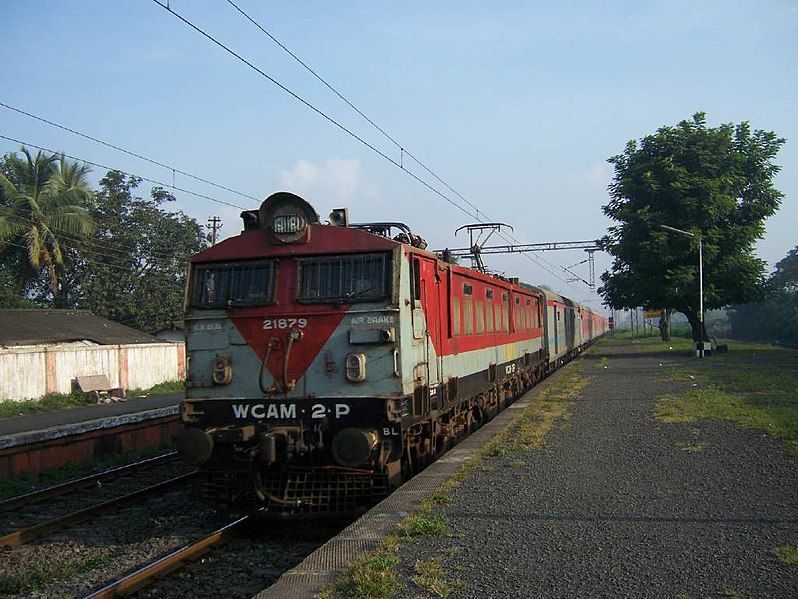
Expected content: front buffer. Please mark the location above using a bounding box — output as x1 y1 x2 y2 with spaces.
177 396 405 517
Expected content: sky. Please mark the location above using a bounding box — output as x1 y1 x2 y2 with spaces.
2 1 796 310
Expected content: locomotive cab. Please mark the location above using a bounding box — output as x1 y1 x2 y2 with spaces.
179 192 415 516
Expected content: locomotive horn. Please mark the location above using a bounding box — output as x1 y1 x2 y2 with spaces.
329 207 349 227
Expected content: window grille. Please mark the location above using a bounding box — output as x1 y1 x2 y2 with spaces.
297 253 392 303
452 298 461 337
464 299 474 335
192 260 276 308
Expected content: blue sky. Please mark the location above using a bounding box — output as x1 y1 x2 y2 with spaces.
2 1 796 308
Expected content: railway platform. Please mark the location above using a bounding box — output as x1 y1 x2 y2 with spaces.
265 338 797 598
0 392 183 478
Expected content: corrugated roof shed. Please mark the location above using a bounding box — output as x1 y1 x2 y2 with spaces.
0 309 163 347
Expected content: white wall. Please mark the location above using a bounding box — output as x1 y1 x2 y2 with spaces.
126 344 181 391
0 347 46 402
0 342 185 401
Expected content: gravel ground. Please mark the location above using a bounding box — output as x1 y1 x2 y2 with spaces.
395 340 798 598
145 518 349 599
1 459 349 597
0 457 190 537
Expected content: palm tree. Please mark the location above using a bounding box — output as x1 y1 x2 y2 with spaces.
0 148 94 298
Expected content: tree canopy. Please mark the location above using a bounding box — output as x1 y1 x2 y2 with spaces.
78 172 208 332
599 113 785 341
0 149 93 303
728 245 798 343
0 147 209 332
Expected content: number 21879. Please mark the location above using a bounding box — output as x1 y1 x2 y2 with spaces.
263 318 308 330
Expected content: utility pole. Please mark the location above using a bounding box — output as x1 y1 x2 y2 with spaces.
208 216 222 246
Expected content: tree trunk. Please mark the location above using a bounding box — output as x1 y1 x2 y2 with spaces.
659 309 672 342
685 311 708 343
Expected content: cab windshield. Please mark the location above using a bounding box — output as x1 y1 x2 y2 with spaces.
191 260 276 308
297 253 392 303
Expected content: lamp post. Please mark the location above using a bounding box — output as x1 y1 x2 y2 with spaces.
661 224 707 356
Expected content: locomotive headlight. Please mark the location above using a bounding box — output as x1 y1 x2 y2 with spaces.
331 428 379 468
272 213 306 234
271 211 308 243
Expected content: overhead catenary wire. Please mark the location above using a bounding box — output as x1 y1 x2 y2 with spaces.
4 213 190 264
1 240 172 276
148 0 481 223
223 0 586 290
150 1 584 292
0 133 247 211
223 0 487 221
0 100 260 204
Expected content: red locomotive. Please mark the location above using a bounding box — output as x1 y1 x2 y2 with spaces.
177 192 607 516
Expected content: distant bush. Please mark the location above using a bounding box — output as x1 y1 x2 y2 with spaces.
727 291 798 343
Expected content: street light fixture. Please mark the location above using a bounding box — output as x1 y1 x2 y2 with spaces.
661 224 708 357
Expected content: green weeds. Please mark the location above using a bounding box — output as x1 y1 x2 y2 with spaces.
0 442 173 500
773 546 798 566
0 390 95 419
0 552 111 594
0 380 184 420
412 558 465 598
654 345 798 455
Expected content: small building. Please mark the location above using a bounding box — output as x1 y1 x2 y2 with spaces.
0 309 185 401
154 321 185 344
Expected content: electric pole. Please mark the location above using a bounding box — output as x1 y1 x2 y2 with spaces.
208 216 222 246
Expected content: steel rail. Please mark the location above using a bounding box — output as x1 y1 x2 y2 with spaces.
0 452 178 512
0 471 197 549
84 514 253 598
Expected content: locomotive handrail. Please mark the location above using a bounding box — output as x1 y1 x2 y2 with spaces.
349 221 414 237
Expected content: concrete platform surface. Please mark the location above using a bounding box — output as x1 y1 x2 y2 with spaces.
0 392 183 437
391 339 798 598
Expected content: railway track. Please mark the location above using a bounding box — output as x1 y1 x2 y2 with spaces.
0 470 197 549
0 451 178 512
85 514 255 598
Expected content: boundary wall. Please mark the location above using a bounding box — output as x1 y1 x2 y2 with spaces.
0 342 186 401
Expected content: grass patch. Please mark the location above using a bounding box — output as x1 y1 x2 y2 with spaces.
483 363 588 457
0 390 95 419
127 379 184 396
654 344 798 455
676 442 709 452
0 442 173 500
400 510 451 538
429 490 451 506
412 558 465 598
773 546 798 566
0 552 112 594
506 459 525 468
326 550 402 599
0 380 184 420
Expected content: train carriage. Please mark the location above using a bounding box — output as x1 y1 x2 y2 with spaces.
177 192 606 516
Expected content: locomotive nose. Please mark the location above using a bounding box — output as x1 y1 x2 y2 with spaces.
331 428 380 468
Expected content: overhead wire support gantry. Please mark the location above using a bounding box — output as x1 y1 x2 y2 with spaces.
440 235 602 290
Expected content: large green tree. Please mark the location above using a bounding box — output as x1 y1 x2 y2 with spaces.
599 113 785 342
78 171 208 332
0 148 94 305
727 245 798 343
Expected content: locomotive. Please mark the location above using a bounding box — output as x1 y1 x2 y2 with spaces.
176 192 607 516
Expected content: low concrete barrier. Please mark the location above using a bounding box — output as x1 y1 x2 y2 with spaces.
0 407 181 479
